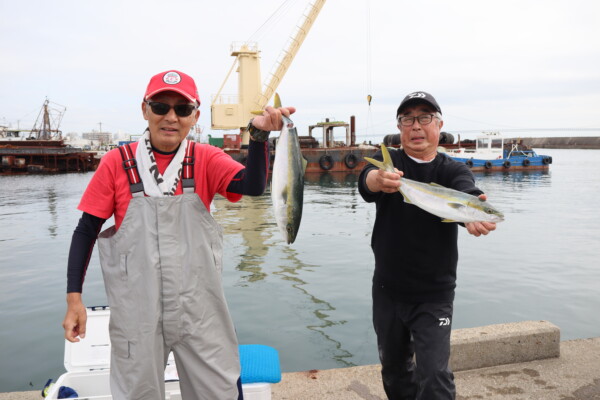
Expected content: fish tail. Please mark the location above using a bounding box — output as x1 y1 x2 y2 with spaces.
364 144 395 173
274 93 282 109
363 157 386 169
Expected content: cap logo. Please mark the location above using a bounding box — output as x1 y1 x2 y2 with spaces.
163 72 182 85
408 92 427 99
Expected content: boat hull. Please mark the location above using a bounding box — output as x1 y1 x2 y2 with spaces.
448 154 552 172
0 140 99 175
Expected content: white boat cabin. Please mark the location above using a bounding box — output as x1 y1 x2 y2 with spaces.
445 131 504 160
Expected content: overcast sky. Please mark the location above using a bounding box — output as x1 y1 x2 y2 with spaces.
1 0 599 141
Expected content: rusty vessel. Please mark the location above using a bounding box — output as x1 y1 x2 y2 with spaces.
219 117 378 173
0 100 99 175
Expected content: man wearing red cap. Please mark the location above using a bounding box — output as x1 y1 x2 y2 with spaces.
62 70 294 399
359 91 496 400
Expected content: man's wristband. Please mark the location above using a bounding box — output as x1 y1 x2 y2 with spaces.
247 119 270 142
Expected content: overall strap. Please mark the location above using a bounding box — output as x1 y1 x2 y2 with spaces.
182 141 196 193
118 144 145 197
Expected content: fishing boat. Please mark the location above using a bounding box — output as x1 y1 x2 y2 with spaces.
0 100 99 175
441 131 553 172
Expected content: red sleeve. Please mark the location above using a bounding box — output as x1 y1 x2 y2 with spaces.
78 145 135 230
194 144 244 208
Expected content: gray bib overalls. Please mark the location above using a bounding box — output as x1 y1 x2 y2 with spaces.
97 143 241 399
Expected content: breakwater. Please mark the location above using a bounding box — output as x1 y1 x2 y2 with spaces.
508 136 600 149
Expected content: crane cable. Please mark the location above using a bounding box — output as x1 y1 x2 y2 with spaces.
214 1 299 105
365 0 374 138
243 0 301 106
245 0 299 45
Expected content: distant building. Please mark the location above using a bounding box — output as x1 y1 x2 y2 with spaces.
82 131 112 144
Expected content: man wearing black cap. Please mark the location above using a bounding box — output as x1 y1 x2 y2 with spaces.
358 91 496 399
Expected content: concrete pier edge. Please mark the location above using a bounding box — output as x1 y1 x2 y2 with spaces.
4 321 599 400
450 320 560 371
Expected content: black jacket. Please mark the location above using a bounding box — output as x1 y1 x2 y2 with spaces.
359 149 483 303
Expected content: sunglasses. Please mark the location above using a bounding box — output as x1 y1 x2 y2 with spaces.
145 101 197 117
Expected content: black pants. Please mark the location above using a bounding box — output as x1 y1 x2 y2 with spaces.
372 283 455 400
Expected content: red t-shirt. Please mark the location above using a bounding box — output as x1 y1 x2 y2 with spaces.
78 142 244 230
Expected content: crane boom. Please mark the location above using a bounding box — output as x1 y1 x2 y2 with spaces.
210 0 326 134
257 0 326 108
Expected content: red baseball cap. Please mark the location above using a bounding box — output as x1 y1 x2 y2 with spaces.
144 70 200 105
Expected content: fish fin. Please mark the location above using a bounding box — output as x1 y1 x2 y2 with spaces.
441 219 458 223
402 194 413 204
250 110 265 115
430 182 444 187
302 157 308 174
274 93 282 109
447 202 466 209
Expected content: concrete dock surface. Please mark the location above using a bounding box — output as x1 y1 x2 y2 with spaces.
270 337 600 399
2 326 599 399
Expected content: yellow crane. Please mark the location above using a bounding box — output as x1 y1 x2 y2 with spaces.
210 0 326 144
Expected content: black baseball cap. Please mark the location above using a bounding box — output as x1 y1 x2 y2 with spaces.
396 91 442 117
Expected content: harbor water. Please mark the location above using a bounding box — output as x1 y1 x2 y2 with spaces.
1 148 599 393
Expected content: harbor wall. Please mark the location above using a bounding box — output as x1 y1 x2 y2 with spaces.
508 136 600 149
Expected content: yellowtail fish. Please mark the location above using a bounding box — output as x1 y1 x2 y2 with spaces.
364 145 504 223
271 100 306 243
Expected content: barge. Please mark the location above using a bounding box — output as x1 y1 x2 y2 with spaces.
0 139 98 174
0 100 99 175
220 117 378 173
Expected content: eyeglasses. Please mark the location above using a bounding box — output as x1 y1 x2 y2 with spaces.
397 113 438 127
145 101 197 117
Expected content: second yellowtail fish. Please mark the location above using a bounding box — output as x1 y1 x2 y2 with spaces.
364 145 504 223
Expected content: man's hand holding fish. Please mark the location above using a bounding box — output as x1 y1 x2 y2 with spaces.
464 192 497 236
365 166 403 193
249 105 297 136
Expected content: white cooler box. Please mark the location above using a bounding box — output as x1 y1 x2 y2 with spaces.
45 307 279 400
